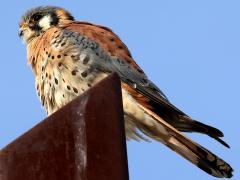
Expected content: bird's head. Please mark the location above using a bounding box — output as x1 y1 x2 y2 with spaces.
19 6 74 43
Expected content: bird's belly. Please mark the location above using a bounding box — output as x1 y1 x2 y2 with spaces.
50 71 108 114
52 77 146 121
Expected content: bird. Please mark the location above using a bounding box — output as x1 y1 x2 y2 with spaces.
19 6 233 178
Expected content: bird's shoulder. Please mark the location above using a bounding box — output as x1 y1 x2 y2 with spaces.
62 21 145 75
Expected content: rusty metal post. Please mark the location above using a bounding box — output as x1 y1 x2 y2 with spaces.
0 73 129 180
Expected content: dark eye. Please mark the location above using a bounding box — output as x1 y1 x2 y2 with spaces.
32 14 42 21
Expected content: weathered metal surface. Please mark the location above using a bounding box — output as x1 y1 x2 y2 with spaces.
0 73 129 180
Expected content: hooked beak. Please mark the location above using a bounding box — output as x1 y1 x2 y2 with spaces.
18 23 28 38
18 29 26 37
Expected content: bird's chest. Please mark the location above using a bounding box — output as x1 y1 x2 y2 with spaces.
31 31 108 114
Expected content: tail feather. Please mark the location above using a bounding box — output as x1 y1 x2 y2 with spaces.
139 106 233 178
122 80 229 147
210 136 230 148
138 85 230 147
178 115 223 136
178 115 230 148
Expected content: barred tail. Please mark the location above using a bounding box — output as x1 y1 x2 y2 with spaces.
139 107 233 178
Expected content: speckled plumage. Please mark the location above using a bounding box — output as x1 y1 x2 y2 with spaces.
28 27 108 114
19 6 233 178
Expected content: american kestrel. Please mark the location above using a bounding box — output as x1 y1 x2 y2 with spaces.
19 6 233 178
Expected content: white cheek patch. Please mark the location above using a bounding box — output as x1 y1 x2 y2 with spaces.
39 15 52 30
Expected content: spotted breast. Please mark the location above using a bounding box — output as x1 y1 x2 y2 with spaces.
28 27 110 114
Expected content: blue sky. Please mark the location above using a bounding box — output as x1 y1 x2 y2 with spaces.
0 1 239 179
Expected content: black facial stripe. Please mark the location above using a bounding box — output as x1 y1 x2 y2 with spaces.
29 24 42 31
32 13 43 21
50 12 59 26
